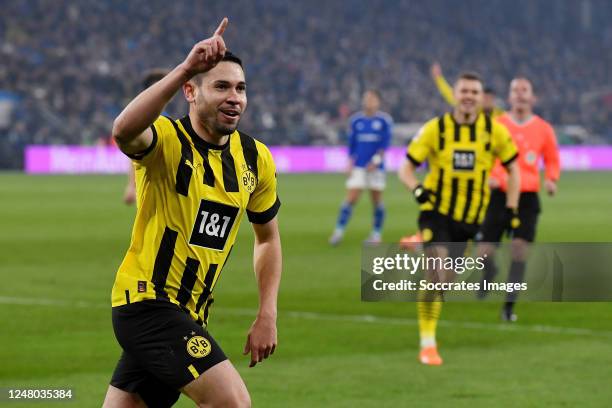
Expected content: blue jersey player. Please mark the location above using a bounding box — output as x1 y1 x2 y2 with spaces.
330 90 393 245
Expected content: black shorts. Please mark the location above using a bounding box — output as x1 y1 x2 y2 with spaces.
479 189 540 243
110 300 227 407
418 211 479 257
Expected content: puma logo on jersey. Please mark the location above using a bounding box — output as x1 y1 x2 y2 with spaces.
185 159 202 174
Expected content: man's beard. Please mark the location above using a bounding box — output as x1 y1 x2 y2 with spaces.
198 105 240 137
213 120 239 136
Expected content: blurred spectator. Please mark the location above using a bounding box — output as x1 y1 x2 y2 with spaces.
1 0 611 168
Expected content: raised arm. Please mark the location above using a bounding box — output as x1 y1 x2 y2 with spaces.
430 62 456 106
112 18 229 155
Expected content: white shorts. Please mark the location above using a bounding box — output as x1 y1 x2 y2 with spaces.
346 168 386 191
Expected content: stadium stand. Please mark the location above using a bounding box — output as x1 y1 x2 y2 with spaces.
1 0 611 168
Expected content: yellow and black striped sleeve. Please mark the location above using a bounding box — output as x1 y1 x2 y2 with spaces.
127 115 175 165
406 118 438 166
246 143 280 224
491 122 518 166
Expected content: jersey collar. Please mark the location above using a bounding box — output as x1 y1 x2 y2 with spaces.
180 116 231 151
449 112 479 127
507 113 535 127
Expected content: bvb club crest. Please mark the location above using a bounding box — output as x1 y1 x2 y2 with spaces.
186 336 212 358
241 168 258 193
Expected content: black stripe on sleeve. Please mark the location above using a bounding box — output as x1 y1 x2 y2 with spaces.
406 153 422 167
473 170 487 224
502 152 519 167
151 227 178 300
195 263 219 315
169 120 193 196
238 131 259 179
433 168 444 211
461 178 475 222
176 257 201 307
485 114 492 134
125 290 130 304
125 124 158 160
221 148 240 192
447 177 459 219
247 196 281 224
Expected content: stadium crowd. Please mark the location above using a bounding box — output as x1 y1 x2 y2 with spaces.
1 0 611 167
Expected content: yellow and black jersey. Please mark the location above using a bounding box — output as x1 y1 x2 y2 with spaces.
111 115 280 325
407 112 517 225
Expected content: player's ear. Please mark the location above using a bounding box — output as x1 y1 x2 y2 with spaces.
183 80 197 103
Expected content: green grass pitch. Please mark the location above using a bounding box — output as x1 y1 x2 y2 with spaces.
0 171 611 407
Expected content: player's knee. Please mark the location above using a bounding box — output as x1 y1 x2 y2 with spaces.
233 387 251 408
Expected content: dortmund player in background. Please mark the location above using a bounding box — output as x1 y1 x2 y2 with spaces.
430 62 504 118
477 77 560 321
399 72 520 366
104 18 282 407
329 90 393 245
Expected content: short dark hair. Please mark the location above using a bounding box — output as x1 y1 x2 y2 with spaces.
456 71 483 84
484 86 496 95
222 50 243 68
511 76 535 93
142 68 169 90
192 50 244 84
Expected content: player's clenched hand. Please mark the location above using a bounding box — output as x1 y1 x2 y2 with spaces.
413 184 434 204
430 62 442 79
504 207 521 237
243 315 277 367
181 17 228 78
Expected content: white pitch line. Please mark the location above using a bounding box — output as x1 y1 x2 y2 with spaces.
0 296 103 309
1 296 611 339
216 307 612 338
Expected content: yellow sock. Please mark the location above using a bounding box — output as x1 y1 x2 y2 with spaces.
417 291 443 348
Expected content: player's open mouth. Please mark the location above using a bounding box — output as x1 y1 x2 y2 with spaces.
219 109 240 120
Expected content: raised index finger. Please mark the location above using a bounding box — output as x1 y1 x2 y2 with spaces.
214 17 228 37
